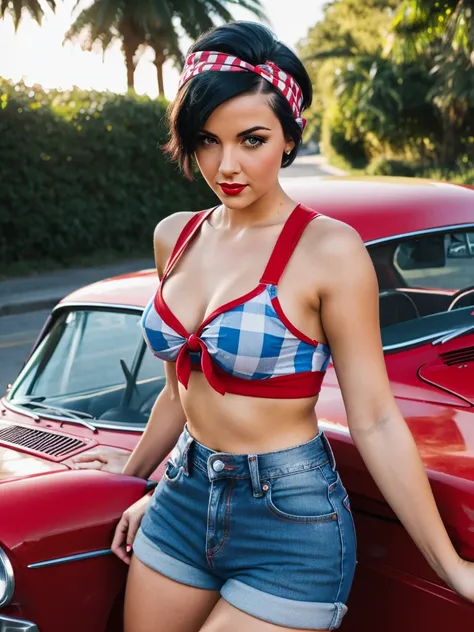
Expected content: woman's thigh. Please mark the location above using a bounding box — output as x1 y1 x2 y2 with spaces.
124 555 221 632
199 599 329 632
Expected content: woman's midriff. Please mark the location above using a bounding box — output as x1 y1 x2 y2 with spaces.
180 371 320 454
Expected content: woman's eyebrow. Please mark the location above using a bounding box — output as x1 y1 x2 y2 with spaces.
236 126 271 137
199 126 271 139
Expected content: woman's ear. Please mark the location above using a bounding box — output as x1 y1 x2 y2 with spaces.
284 139 296 155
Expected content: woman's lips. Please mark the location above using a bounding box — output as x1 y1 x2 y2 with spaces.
219 183 248 196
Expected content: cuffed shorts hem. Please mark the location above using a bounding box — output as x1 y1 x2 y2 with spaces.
133 528 223 591
221 579 348 630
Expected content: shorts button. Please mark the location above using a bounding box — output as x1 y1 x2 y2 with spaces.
212 459 225 472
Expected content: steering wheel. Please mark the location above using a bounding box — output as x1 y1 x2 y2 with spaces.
378 289 420 328
447 286 474 311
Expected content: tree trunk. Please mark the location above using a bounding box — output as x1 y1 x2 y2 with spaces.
121 35 139 91
153 45 166 98
439 103 465 169
125 47 136 91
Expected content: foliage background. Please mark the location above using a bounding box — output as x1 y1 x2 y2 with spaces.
298 0 474 181
0 79 217 269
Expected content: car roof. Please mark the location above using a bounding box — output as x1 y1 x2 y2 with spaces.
61 176 474 310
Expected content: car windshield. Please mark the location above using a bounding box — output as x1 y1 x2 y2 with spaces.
369 227 474 350
7 308 165 426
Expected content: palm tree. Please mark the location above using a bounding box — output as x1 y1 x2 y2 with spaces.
390 0 474 167
391 0 474 61
64 0 266 98
0 0 58 29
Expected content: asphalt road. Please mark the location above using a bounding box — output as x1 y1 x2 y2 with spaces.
0 156 336 395
0 310 50 395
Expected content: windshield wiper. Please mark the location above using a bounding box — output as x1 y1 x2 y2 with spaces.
432 323 474 346
11 398 97 431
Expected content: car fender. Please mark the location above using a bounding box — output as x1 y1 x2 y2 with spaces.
1 469 147 632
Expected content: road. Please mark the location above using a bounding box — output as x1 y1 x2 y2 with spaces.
0 155 337 395
0 310 50 394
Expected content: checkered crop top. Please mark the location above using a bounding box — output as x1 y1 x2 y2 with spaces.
141 203 331 398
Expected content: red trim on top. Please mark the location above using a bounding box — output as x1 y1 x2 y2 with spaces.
162 207 216 280
197 284 266 334
150 201 327 398
154 285 189 339
260 204 320 285
270 295 319 347
190 363 325 398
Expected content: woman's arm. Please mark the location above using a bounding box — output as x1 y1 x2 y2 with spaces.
317 221 474 600
122 211 194 479
122 362 186 478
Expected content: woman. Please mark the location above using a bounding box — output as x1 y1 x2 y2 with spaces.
74 20 474 632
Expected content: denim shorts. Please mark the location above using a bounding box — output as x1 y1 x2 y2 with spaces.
134 426 357 630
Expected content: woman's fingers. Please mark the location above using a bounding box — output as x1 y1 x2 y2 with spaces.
72 459 104 470
126 518 142 554
71 450 108 467
111 495 152 564
111 516 131 564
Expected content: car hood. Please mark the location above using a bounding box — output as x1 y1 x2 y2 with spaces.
418 342 474 406
0 445 68 482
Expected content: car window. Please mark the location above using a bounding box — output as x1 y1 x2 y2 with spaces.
8 309 166 426
368 227 474 349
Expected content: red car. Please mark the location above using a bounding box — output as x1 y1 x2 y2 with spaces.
1 176 474 632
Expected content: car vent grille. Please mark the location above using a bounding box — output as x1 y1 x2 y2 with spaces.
440 346 474 366
0 425 88 460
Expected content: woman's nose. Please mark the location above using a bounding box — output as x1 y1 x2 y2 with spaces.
218 146 241 176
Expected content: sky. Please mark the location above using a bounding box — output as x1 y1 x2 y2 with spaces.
0 0 324 99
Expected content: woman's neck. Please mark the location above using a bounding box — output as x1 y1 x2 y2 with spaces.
216 185 296 231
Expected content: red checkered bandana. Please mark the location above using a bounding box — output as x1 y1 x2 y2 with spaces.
178 51 306 130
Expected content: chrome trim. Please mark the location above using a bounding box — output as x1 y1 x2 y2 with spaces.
0 547 15 608
0 615 39 632
28 548 113 569
365 223 474 247
52 301 144 314
382 329 455 352
432 324 474 346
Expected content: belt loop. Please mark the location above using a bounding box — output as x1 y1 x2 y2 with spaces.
182 435 194 476
248 455 263 498
321 431 336 471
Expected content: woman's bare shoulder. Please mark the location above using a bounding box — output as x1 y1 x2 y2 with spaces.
153 211 200 275
301 213 372 291
303 213 364 258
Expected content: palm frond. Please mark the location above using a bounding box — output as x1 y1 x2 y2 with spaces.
221 0 267 21
1 0 58 28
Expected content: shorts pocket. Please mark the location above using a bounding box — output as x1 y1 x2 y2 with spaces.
163 458 183 487
343 494 356 533
263 466 338 524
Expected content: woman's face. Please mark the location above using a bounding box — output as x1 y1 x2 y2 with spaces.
194 92 295 209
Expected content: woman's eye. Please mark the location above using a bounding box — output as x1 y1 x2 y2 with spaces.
244 136 265 148
200 136 218 146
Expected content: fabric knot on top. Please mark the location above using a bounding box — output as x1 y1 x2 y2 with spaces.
187 333 201 352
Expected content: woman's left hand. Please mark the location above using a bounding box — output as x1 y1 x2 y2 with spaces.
70 446 131 473
446 558 474 603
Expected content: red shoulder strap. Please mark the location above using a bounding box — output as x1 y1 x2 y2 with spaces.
260 204 320 285
162 206 217 279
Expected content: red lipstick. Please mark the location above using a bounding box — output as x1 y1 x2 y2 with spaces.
219 183 247 196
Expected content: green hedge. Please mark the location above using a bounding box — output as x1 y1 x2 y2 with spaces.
0 79 217 268
365 157 416 178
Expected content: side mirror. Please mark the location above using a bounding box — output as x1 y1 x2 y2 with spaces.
446 233 474 259
396 235 446 270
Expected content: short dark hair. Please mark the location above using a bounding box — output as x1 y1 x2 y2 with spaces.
164 21 312 178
